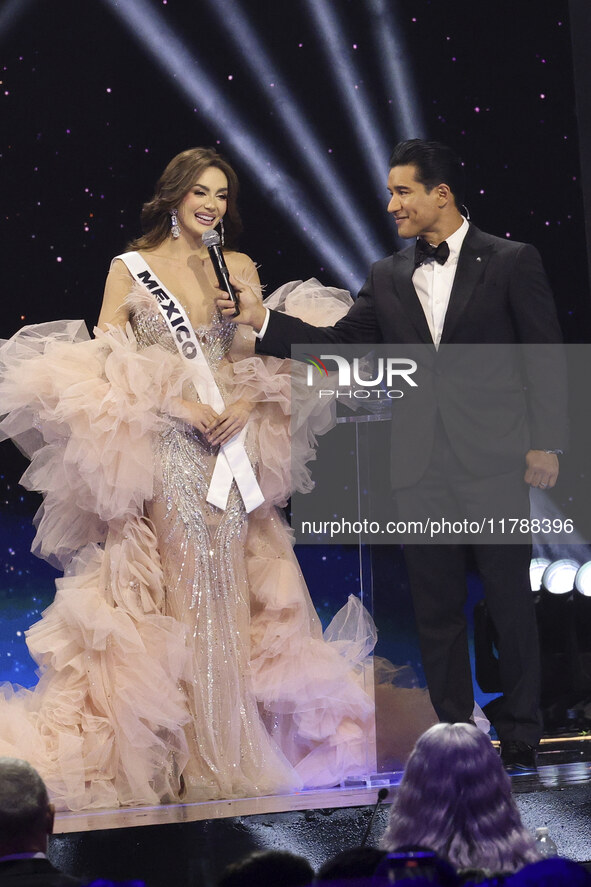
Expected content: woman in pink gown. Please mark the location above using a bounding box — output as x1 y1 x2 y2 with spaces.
0 148 376 811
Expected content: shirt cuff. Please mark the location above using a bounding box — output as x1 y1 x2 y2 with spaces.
254 307 271 339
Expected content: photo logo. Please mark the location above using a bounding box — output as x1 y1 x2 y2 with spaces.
305 354 418 400
303 354 329 377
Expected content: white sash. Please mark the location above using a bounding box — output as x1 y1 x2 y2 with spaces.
114 252 264 513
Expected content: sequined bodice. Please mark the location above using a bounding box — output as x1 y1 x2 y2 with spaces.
130 295 236 366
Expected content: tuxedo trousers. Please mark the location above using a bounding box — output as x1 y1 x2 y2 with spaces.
395 419 543 745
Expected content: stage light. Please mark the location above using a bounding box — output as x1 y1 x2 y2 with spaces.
477 556 583 705
305 0 392 202
537 559 578 726
541 559 580 595
575 561 591 597
530 557 552 592
202 0 389 268
365 0 426 140
573 563 591 702
102 0 367 288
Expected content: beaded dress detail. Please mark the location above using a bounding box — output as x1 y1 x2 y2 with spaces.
130 294 294 799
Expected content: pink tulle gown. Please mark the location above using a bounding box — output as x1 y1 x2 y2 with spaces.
0 274 377 811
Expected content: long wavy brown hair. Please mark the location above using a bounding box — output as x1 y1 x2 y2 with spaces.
127 148 243 251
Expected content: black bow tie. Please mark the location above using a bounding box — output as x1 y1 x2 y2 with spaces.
414 238 450 267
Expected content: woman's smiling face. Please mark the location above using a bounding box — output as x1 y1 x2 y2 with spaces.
177 166 228 243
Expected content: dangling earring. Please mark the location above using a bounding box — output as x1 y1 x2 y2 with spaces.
218 218 225 247
170 209 181 239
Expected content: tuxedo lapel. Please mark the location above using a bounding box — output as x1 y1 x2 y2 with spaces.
390 248 433 344
440 225 492 343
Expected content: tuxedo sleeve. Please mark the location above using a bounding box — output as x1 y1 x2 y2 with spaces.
255 272 383 357
508 243 568 451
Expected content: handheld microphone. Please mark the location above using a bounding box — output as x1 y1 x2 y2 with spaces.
202 229 240 318
360 787 389 846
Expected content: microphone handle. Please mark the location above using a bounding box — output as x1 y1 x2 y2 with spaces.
207 243 240 318
360 801 381 847
360 788 389 847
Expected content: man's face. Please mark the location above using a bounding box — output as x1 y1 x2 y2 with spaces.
387 164 442 240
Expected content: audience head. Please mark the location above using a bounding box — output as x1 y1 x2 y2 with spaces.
503 858 591 886
316 846 387 882
374 847 460 885
217 849 314 887
380 723 540 874
0 757 54 856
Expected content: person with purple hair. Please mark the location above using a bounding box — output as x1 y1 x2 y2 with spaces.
380 723 541 878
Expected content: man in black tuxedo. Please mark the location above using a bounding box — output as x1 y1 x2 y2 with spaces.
0 757 84 886
218 139 566 769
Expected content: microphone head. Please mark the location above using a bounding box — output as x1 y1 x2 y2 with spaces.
377 787 389 802
202 229 221 247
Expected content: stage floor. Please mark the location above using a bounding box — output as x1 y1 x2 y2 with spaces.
53 734 591 835
53 781 395 835
46 735 591 887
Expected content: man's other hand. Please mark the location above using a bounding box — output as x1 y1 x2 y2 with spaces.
524 449 559 489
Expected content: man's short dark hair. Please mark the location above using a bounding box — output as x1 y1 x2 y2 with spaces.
389 139 466 207
0 758 50 841
317 846 387 881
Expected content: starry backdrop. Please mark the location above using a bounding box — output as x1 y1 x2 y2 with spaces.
1 0 589 720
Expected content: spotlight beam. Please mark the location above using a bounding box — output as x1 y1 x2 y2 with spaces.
305 0 392 202
102 0 367 288
0 0 35 39
202 0 388 265
366 0 427 139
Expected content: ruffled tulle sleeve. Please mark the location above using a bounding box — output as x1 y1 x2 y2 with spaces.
223 279 354 509
0 320 188 568
263 277 354 325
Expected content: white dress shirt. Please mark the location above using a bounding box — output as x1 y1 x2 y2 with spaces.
413 217 469 346
256 304 271 339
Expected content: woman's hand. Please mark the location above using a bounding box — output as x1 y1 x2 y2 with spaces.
207 399 253 446
169 398 220 435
